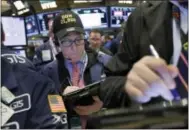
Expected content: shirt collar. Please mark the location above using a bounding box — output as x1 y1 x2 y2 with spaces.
1 57 18 90
65 51 88 65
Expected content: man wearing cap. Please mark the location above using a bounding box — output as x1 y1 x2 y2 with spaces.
40 10 112 128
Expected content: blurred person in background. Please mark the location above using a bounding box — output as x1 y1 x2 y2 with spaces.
102 34 112 50
116 21 126 45
102 34 119 55
33 20 58 68
89 29 112 56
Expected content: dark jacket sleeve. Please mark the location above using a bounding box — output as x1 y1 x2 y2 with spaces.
105 6 143 76
100 47 113 56
99 76 131 108
26 74 67 128
99 7 145 107
104 3 169 106
110 39 119 55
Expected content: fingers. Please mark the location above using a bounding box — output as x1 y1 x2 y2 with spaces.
125 56 176 103
127 71 149 93
125 82 143 97
74 97 103 115
167 65 179 78
63 86 80 95
74 107 89 115
125 82 151 103
133 63 168 97
140 57 176 89
92 96 101 101
133 63 165 89
74 105 97 115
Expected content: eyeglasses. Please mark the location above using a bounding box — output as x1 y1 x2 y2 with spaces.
90 37 101 41
60 37 84 47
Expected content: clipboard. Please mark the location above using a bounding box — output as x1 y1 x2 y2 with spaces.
63 80 102 106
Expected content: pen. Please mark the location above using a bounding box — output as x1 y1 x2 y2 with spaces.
149 44 181 100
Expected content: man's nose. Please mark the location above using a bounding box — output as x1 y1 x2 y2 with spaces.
70 42 77 50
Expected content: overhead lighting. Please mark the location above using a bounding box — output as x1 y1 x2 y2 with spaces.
89 0 102 2
74 0 87 3
17 8 29 15
13 0 25 10
40 0 57 9
74 0 102 3
2 0 10 6
118 0 133 4
2 0 11 12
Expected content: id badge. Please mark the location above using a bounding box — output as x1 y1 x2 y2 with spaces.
1 102 14 126
42 50 51 61
1 86 16 104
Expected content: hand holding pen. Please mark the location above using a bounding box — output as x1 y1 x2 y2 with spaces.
149 45 181 100
125 45 180 103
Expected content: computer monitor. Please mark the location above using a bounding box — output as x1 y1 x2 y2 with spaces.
72 7 108 29
37 10 63 36
110 7 136 27
2 17 27 46
25 15 39 36
15 49 27 57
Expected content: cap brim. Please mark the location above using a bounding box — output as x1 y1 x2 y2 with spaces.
56 27 85 40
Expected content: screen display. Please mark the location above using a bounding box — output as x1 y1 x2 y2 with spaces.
110 7 136 27
2 17 27 46
37 10 62 35
28 39 44 46
15 50 26 57
72 7 108 29
25 15 39 36
85 30 90 39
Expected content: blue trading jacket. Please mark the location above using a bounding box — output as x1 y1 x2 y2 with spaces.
1 54 68 129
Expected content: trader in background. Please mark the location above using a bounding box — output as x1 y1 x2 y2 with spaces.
33 20 58 69
105 0 188 103
1 24 68 129
89 29 113 56
102 34 119 55
40 11 113 128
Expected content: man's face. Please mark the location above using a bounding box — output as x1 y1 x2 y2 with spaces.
60 32 85 63
101 35 106 43
89 32 102 49
48 20 54 40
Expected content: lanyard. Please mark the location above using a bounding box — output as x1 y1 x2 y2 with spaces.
172 5 188 45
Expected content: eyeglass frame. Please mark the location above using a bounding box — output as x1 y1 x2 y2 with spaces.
58 35 85 47
89 37 101 42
